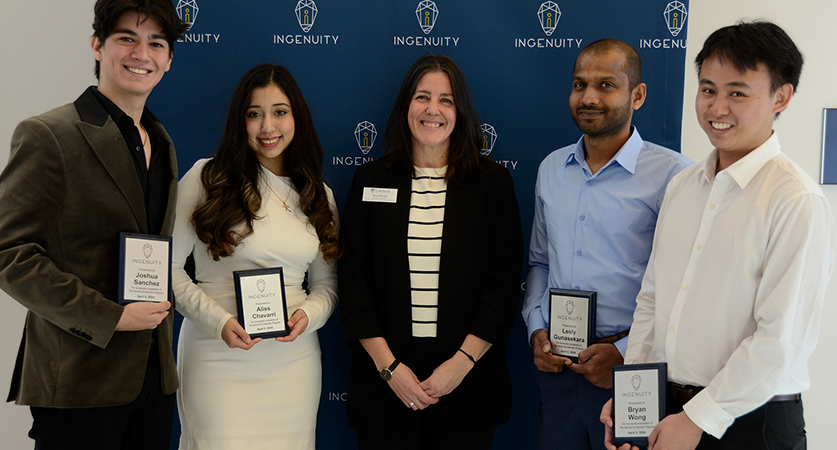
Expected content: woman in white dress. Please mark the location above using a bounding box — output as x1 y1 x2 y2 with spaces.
171 64 340 450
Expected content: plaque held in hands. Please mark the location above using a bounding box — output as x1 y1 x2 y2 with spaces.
233 267 290 339
548 288 596 362
118 232 172 304
612 363 667 447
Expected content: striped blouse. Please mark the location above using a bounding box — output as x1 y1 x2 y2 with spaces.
408 166 447 338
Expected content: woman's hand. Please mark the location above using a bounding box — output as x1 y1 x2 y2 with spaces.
419 351 473 398
276 309 309 342
221 317 261 350
388 362 439 410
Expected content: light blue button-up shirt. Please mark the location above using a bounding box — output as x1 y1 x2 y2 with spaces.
522 127 692 355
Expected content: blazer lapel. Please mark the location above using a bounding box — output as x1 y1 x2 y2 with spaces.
75 89 147 233
152 121 178 236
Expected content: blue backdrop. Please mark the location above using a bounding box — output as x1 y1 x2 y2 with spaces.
151 1 690 448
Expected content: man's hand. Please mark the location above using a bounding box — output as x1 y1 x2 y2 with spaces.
116 301 170 331
532 328 572 372
600 399 638 450
647 411 703 450
566 343 623 388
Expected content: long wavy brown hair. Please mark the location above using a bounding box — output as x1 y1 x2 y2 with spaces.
191 64 340 262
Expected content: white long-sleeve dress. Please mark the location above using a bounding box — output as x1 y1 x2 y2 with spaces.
172 158 337 450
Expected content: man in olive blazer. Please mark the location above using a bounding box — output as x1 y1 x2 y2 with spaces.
1 88 179 408
0 1 186 448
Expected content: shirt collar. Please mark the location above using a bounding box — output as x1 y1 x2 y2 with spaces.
563 126 643 175
698 132 781 188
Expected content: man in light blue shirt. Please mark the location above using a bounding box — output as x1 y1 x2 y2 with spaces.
523 39 692 450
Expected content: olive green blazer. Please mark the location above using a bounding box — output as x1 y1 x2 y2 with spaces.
0 87 179 407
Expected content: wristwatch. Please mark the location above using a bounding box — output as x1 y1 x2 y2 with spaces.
379 359 400 381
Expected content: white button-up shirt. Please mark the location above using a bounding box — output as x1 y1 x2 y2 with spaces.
625 133 836 438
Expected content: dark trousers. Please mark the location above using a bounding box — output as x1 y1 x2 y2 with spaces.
29 346 175 450
533 366 611 450
355 407 497 450
668 390 806 450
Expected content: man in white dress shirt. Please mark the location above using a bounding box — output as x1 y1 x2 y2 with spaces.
601 21 835 450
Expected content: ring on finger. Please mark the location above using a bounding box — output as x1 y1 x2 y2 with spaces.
409 402 415 408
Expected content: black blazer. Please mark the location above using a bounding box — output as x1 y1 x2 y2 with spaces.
339 157 523 430
0 87 179 407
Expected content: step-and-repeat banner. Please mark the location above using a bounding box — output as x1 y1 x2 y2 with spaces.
151 1 690 448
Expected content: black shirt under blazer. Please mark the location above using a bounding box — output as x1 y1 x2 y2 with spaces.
339 157 524 430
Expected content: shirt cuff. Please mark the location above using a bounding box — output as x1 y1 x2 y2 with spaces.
525 308 548 347
614 335 629 357
682 389 736 439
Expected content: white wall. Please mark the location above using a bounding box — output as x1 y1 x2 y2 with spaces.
681 2 837 449
1 0 834 447
0 1 97 447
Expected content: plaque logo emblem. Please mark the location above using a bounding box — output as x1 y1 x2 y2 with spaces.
175 0 199 31
537 2 561 37
142 243 153 259
415 1 439 35
355 121 378 155
631 374 642 391
480 123 497 156
257 278 266 293
296 0 318 33
663 1 688 37
565 299 575 315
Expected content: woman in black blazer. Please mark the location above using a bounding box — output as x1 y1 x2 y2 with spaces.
339 54 524 450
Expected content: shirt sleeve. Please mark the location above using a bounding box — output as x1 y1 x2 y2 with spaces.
684 192 835 438
624 179 675 364
297 185 338 335
521 165 550 345
171 159 234 340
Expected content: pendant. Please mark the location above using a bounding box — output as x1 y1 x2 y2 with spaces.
282 202 291 212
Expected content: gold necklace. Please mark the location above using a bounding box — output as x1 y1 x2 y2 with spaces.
264 177 293 212
416 166 445 186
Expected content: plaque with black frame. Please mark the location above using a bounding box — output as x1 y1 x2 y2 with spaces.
548 288 596 362
118 232 172 305
612 363 667 447
233 267 290 339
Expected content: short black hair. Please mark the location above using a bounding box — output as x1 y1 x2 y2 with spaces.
695 21 803 93
575 39 642 90
92 0 188 79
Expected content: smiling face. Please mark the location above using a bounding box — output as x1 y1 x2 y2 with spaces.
408 71 457 157
696 56 792 166
245 83 295 175
92 12 172 108
569 50 643 139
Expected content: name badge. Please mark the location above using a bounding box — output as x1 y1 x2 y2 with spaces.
362 187 397 203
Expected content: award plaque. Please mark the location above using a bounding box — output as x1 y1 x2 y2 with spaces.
118 232 172 304
233 267 290 339
612 363 667 447
548 288 596 361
